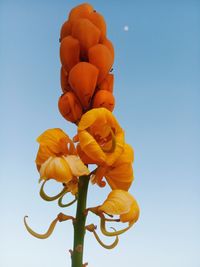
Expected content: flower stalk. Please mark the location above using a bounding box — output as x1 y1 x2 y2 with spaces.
71 175 90 267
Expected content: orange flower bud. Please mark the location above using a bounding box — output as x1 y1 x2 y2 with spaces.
101 38 114 62
60 20 72 41
60 67 71 93
92 90 115 112
98 74 114 92
58 91 83 123
88 44 113 84
87 12 106 42
71 18 100 59
68 62 99 109
68 3 93 23
60 36 80 72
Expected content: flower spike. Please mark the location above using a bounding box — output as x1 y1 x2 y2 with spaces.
86 224 119 249
100 217 134 237
40 180 67 202
58 192 77 207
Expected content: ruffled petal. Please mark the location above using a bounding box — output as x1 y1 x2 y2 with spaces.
77 108 125 165
105 163 134 190
99 190 139 223
64 155 90 176
36 128 76 168
40 156 73 183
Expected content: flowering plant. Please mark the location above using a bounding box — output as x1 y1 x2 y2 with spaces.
24 3 139 267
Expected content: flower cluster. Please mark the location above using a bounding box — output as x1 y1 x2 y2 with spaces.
58 3 115 123
24 3 139 266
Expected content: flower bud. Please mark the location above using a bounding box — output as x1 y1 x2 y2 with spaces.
60 20 72 41
69 62 99 109
88 44 113 84
60 67 71 93
98 74 114 93
92 90 115 112
71 18 100 59
58 91 83 123
69 3 94 23
60 36 80 72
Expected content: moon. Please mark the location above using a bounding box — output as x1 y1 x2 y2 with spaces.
124 25 129 31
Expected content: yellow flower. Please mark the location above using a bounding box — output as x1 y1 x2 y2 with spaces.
92 144 134 190
99 190 139 223
40 155 89 184
36 128 89 185
35 128 76 169
77 108 125 166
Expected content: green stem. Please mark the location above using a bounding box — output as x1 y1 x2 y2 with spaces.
71 175 90 267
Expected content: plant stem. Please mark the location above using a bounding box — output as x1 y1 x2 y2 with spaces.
71 175 90 267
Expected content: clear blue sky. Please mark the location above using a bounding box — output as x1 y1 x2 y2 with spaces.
0 0 199 266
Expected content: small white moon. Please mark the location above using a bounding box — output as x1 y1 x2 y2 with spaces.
124 25 129 31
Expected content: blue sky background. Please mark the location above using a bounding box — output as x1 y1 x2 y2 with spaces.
0 0 199 266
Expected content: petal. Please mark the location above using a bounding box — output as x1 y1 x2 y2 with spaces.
35 128 76 168
106 130 125 166
105 163 134 190
78 130 106 163
64 155 90 176
37 128 68 145
120 200 140 223
99 190 134 216
77 143 102 164
40 156 73 183
113 144 134 166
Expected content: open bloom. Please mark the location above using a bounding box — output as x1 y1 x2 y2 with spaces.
99 190 139 223
77 108 125 166
36 128 89 186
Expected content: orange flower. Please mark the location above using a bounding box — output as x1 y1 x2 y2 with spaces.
99 190 139 223
36 129 89 184
77 108 125 166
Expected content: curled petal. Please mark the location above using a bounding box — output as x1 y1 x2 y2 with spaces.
100 217 134 237
58 192 77 207
40 180 67 201
24 216 59 239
